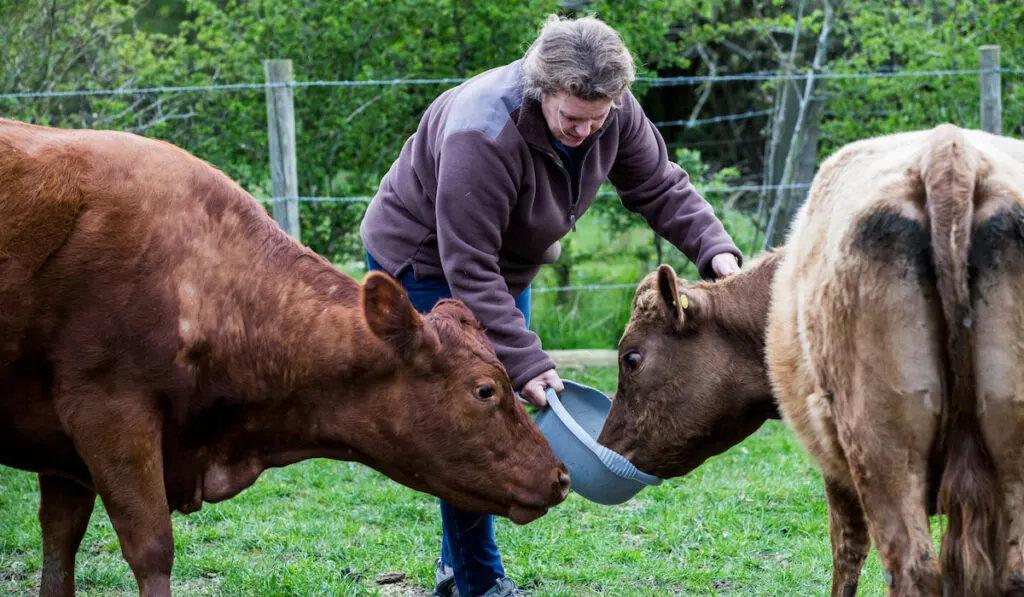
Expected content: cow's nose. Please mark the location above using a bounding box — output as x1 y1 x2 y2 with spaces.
556 470 571 500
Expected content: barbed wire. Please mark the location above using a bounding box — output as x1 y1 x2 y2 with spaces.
5 63 1006 299
0 67 1008 100
653 109 773 128
643 68 996 86
293 196 376 203
0 82 275 100
533 283 638 294
257 182 812 205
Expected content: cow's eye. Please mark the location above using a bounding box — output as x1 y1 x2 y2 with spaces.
476 384 495 400
622 351 643 372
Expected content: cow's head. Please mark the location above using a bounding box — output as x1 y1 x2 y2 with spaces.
356 272 569 524
597 255 782 479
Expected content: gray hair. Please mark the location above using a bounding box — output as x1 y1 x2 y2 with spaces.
521 14 636 104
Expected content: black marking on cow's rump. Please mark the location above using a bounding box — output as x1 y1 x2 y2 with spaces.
968 205 1024 278
853 209 934 282
1006 570 1024 597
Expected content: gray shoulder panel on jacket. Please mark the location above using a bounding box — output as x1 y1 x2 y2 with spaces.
443 61 524 141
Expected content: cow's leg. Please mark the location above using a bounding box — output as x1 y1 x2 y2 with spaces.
998 475 1024 597
825 477 870 597
813 211 945 596
838 415 939 596
968 217 1024 597
828 359 942 597
976 354 1024 596
57 387 174 597
38 474 96 597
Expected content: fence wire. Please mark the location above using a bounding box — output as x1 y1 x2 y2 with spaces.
4 64 1010 296
0 67 1008 100
263 182 812 205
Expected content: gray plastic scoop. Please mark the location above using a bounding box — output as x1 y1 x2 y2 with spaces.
534 380 662 505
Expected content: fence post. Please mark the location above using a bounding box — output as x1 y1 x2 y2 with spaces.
979 45 1001 135
264 59 300 240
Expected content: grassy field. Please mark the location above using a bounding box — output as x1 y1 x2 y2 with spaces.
8 364 942 597
0 366 909 597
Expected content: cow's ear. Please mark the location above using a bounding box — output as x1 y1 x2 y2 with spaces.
656 264 685 326
362 272 424 358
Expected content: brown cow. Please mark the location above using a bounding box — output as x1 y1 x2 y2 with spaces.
0 118 570 597
601 124 1024 596
596 251 783 480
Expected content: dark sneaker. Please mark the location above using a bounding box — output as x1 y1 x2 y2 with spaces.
480 577 531 597
432 558 458 597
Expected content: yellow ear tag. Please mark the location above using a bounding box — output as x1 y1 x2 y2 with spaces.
679 294 689 310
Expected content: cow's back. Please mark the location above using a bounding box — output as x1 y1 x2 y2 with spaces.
768 125 1024 484
766 129 944 483
0 118 340 477
2 118 269 365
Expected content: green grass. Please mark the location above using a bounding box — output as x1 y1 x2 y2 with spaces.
0 367 909 597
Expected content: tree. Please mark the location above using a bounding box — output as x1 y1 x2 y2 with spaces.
0 0 188 131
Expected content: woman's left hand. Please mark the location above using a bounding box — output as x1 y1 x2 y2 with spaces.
711 252 741 278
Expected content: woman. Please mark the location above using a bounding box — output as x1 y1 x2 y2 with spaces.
361 14 742 597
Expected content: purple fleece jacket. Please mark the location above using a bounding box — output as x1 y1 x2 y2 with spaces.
360 60 742 390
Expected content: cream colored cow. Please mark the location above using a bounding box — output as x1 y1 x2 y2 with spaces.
601 124 1024 596
768 124 1024 596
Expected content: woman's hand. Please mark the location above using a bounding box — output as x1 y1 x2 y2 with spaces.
711 252 741 278
519 369 564 407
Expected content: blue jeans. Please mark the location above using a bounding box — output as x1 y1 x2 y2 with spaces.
366 252 530 597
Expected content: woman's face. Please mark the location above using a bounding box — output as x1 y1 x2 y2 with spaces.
540 91 612 147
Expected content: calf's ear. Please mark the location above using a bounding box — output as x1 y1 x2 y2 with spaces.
656 264 685 327
362 272 424 358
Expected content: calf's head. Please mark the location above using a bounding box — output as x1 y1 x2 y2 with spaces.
597 256 782 479
355 273 568 524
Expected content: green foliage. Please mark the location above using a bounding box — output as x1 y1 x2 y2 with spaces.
820 0 1023 156
165 0 574 262
0 0 186 129
3 0 1023 346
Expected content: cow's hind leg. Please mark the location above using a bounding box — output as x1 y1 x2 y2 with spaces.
824 209 944 595
838 411 940 596
38 474 96 597
969 204 1024 596
826 477 870 597
56 384 174 597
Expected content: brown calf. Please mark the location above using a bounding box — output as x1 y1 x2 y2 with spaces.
601 124 1024 596
596 252 782 480
0 118 569 597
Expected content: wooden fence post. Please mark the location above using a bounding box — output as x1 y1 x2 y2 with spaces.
264 59 300 240
980 45 1001 135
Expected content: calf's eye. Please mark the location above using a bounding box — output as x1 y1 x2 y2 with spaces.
623 351 643 371
476 384 495 399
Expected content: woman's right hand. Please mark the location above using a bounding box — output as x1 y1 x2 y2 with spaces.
519 369 564 408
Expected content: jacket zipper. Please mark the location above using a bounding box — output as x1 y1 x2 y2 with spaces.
530 113 608 233
561 160 577 232
549 144 594 233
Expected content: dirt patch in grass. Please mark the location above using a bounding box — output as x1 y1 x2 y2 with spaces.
376 579 432 597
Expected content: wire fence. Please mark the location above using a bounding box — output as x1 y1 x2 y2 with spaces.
4 65 1015 295
269 182 813 205
0 67 1014 100
532 283 639 294
653 109 774 129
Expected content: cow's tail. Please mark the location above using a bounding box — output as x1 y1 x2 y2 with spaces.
924 125 1003 597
